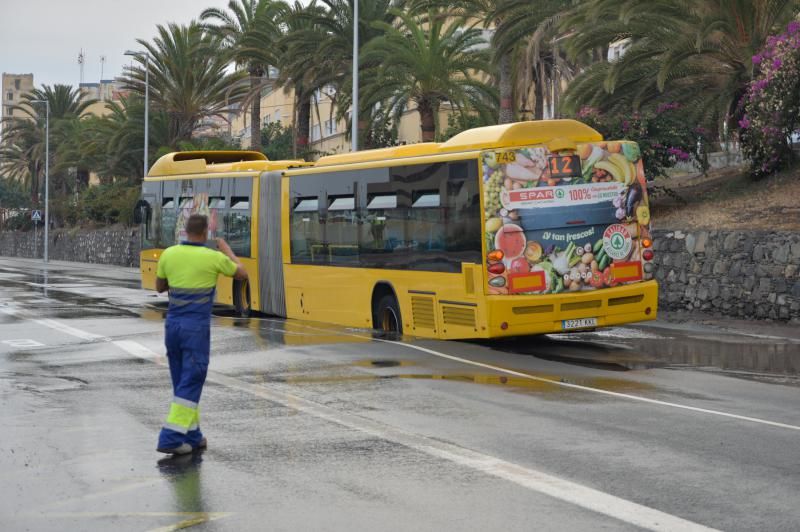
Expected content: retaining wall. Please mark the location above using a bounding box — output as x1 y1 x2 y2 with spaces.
652 229 800 321
0 226 140 267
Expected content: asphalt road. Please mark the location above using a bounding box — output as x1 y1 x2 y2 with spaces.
1 256 798 532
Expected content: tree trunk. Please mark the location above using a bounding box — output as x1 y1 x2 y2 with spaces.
249 72 262 151
498 52 514 124
534 70 545 120
418 99 436 142
552 42 560 119
296 92 312 155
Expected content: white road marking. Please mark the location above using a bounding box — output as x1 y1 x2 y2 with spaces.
1 339 45 348
376 339 800 432
32 318 106 341
113 339 717 532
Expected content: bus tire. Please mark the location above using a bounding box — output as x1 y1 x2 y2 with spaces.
233 278 251 318
375 294 402 334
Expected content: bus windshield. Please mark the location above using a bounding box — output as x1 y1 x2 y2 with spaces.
483 142 652 295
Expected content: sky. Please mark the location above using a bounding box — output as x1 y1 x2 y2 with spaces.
0 0 233 87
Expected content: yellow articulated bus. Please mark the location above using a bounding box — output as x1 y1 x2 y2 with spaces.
139 120 658 338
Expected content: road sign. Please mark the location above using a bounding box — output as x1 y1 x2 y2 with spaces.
31 210 42 222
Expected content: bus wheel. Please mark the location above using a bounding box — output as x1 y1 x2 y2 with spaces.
375 295 402 334
233 279 251 318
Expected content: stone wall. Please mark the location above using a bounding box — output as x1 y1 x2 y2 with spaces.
0 226 140 267
652 229 800 321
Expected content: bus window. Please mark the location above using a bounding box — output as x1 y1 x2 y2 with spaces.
225 196 252 257
327 195 358 265
409 190 444 256
290 197 321 263
444 161 482 264
160 181 179 248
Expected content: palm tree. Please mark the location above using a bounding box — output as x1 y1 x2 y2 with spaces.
561 0 800 127
123 22 248 147
280 0 405 149
358 8 497 141
77 95 171 182
0 85 94 202
201 0 285 151
487 0 575 121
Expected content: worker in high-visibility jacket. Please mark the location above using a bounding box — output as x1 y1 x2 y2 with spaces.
154 213 248 454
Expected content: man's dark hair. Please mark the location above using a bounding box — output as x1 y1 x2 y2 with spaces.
185 214 208 237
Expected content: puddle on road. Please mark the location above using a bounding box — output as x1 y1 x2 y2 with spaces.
0 371 88 393
262 358 654 397
487 330 800 380
0 269 140 319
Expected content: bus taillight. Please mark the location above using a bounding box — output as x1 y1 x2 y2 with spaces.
488 263 506 274
488 250 504 262
642 249 654 261
642 238 652 248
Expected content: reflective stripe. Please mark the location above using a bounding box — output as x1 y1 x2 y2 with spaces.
173 396 198 409
168 296 211 307
163 422 190 435
170 287 216 296
188 423 199 431
166 401 197 430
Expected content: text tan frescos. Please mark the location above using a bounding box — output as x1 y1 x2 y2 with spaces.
483 142 653 295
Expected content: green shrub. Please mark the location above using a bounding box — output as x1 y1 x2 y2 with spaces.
575 105 709 179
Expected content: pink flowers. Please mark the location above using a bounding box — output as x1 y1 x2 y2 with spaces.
667 147 691 161
740 21 800 176
738 115 750 129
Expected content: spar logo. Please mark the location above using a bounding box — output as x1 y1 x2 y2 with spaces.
510 189 555 202
602 224 632 260
555 188 566 199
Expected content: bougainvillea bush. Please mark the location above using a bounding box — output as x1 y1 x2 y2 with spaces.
740 21 800 178
576 105 708 180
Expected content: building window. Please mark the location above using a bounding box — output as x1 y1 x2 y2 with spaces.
6 91 12 101
14 79 20 90
324 119 337 137
274 109 281 123
311 124 322 142
263 114 271 126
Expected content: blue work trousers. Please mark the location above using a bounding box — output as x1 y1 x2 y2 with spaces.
157 319 210 450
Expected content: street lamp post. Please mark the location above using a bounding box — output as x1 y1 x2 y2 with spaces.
125 50 150 176
352 0 359 152
30 99 50 263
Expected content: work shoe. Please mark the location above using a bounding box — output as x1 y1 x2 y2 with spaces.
196 437 207 450
157 443 192 455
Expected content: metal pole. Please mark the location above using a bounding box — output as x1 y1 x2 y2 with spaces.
144 54 150 176
351 0 359 152
44 100 49 264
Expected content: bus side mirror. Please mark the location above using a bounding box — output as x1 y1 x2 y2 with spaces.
133 200 150 225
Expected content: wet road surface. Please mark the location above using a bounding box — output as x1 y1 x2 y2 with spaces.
1 257 799 531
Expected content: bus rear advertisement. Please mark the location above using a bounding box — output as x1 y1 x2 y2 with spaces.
139 120 658 340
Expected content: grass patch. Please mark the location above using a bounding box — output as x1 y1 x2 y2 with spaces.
651 164 800 231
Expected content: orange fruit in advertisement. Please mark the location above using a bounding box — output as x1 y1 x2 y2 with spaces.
608 141 622 153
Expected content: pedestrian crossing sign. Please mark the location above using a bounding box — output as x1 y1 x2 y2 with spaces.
31 210 42 221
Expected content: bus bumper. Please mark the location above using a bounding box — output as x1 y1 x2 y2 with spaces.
485 280 658 338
